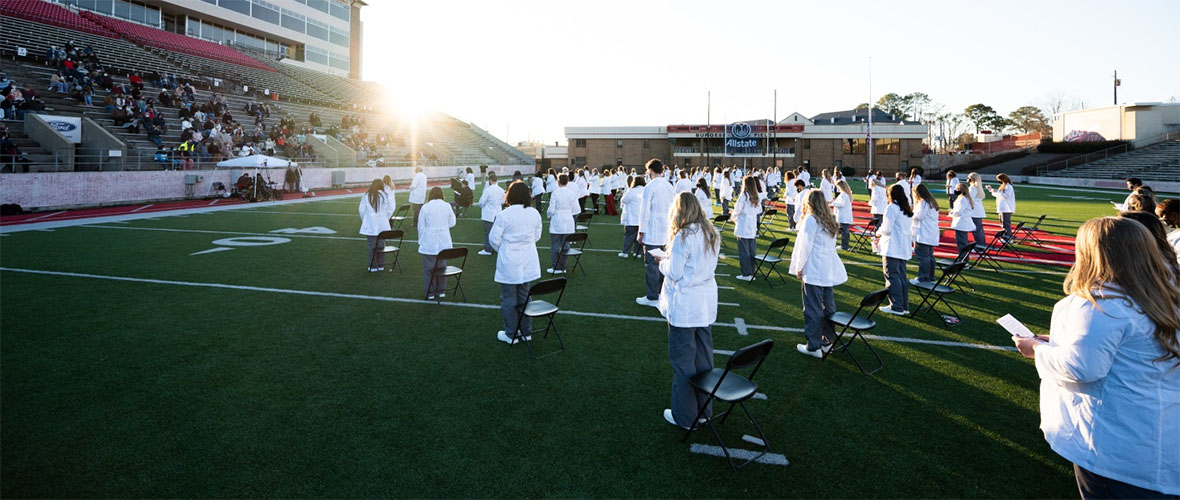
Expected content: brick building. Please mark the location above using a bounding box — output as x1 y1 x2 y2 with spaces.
566 108 928 175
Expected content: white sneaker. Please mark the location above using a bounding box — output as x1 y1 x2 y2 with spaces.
438 293 446 298
663 409 690 430
796 343 823 358
617 252 627 258
368 267 379 273
635 296 659 307
909 278 920 285
497 331 520 344
879 305 909 316
427 295 436 300
735 275 753 282
477 250 492 256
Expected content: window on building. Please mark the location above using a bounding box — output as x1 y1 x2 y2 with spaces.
306 0 329 14
280 10 305 33
643 139 650 149
251 1 279 24
616 139 624 148
574 139 586 148
113 0 129 19
575 156 586 166
616 158 623 166
329 26 349 47
329 0 350 21
305 45 328 65
802 139 810 149
220 0 251 16
305 19 329 41
874 137 900 155
842 138 866 155
329 51 349 70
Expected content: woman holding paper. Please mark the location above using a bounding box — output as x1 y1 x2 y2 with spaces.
949 184 976 253
967 172 987 248
987 173 1016 239
653 191 721 429
1012 217 1179 498
874 183 914 315
831 180 854 251
790 189 848 358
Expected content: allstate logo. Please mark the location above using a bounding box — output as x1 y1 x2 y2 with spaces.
730 122 752 139
47 121 77 132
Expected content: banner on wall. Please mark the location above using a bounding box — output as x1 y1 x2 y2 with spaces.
43 115 82 143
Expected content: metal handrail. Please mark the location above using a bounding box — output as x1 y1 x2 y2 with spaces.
1036 131 1179 176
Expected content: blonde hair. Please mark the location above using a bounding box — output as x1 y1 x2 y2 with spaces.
802 189 839 236
836 179 852 196
667 191 719 254
967 172 983 196
1066 217 1180 364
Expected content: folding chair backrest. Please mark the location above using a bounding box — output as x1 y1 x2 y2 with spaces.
768 237 790 250
1011 221 1025 234
713 214 730 224
860 288 892 310
396 204 409 215
954 243 977 263
727 339 774 379
375 229 401 241
528 277 567 304
988 230 1006 249
764 209 778 217
1031 214 1045 230
576 213 592 223
437 247 468 268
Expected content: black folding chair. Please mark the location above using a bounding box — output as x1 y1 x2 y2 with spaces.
972 231 1009 272
824 288 890 375
575 213 593 244
390 204 410 230
562 232 589 277
756 209 779 238
510 277 568 360
936 242 977 292
713 214 731 258
910 262 968 327
1014 214 1047 247
1004 222 1026 258
682 339 775 470
752 237 790 287
849 218 878 253
430 247 468 303
369 229 404 273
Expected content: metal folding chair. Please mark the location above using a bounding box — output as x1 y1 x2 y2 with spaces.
431 247 468 303
910 261 968 327
390 204 410 230
510 277 567 360
562 232 589 277
713 214 731 258
849 218 879 253
682 339 775 470
1014 214 1047 247
757 209 779 238
824 288 890 375
575 213 592 244
936 242 977 292
369 229 404 273
972 231 1009 272
752 237 790 287
1004 221 1026 258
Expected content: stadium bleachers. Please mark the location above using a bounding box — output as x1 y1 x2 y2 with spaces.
1044 139 1180 183
0 0 115 38
77 11 273 72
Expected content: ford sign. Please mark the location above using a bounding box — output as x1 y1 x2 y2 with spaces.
47 121 78 132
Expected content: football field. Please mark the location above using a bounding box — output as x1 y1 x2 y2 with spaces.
0 181 1159 497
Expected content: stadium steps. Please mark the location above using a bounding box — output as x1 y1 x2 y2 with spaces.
0 119 58 172
1044 139 1180 182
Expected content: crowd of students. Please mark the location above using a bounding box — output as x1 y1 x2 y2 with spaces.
356 161 1178 497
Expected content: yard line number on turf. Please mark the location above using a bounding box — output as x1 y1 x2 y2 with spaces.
189 227 335 256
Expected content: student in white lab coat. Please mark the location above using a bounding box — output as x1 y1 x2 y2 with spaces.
547 173 578 274
711 167 724 205
653 191 721 429
945 169 960 207
790 189 849 358
874 183 914 314
636 159 676 307
693 178 712 218
797 165 811 186
489 181 544 345
987 173 1016 239
965 172 988 249
819 168 835 203
530 172 545 209
382 175 397 210
464 167 476 191
1010 217 1180 499
1159 199 1180 266
895 172 914 206
619 175 646 258
588 168 601 214
731 176 762 281
576 170 590 213
418 187 456 299
948 183 977 253
790 179 808 227
359 179 395 272
908 167 923 189
718 169 735 216
831 180 855 250
477 172 505 256
910 184 941 284
675 169 694 193
545 169 557 195
782 171 798 229
408 166 427 227
868 171 888 227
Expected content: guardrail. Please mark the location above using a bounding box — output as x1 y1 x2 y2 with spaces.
1036 131 1179 176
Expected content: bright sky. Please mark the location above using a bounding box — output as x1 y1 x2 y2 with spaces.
362 0 1180 146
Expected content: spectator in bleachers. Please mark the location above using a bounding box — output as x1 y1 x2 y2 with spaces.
48 72 68 93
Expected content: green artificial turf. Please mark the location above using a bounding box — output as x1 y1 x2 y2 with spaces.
0 180 1169 498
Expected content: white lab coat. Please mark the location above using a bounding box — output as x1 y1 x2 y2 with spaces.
798 171 811 186
788 214 848 286
416 199 455 255
530 177 544 197
911 174 922 186
357 192 394 236
793 189 807 224
911 201 941 246
577 176 590 198
869 181 887 215
946 177 960 194
876 203 913 260
620 185 644 226
991 184 1015 214
408 171 427 204
675 177 694 193
489 205 543 284
383 185 397 210
819 178 834 203
479 183 505 222
638 176 676 244
968 185 987 218
588 174 601 195
464 172 475 189
547 185 578 235
546 174 557 193
719 177 734 201
731 193 761 239
694 188 711 217
831 192 854 224
948 196 976 232
657 224 719 328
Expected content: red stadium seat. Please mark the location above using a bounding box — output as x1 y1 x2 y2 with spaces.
0 0 117 38
76 10 276 72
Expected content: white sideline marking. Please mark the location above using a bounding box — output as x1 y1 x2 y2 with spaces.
714 349 735 356
752 392 768 400
718 285 735 290
742 435 766 446
716 273 732 277
0 267 1017 352
689 443 788 466
719 302 740 307
733 317 749 336
129 204 154 213
1047 194 1108 201
190 247 234 256
23 211 66 222
208 199 220 206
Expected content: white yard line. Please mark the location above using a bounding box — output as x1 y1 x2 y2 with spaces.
21 210 67 222
0 267 1018 352
128 204 154 213
688 443 788 466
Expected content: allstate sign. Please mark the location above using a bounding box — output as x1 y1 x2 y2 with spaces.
725 122 760 155
43 115 82 143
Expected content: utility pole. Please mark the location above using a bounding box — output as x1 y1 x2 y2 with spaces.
868 56 873 175
706 91 711 168
1113 70 1120 106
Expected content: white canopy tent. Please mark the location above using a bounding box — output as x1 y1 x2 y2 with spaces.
215 155 296 168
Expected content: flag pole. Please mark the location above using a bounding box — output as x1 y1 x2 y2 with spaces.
867 56 873 175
